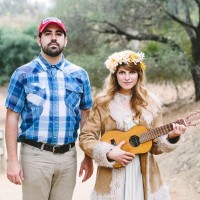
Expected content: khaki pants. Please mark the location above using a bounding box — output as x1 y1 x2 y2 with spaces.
20 143 77 200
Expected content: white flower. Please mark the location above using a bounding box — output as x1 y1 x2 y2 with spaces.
105 50 146 73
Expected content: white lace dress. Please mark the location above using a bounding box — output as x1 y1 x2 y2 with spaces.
109 92 144 200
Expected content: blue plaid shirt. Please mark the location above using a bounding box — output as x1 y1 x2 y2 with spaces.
5 54 93 145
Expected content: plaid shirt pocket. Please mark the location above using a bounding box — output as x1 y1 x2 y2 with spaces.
65 83 83 108
25 84 46 106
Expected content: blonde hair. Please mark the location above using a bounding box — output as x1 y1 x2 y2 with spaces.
94 63 149 118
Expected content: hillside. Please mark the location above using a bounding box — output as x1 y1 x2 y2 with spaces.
156 100 200 200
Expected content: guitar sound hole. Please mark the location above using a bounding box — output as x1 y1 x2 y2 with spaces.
110 139 117 146
129 135 140 147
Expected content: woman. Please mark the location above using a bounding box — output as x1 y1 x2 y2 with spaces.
79 50 186 200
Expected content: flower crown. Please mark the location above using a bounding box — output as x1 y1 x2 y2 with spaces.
105 50 146 74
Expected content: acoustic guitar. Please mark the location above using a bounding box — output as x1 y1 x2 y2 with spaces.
100 110 200 168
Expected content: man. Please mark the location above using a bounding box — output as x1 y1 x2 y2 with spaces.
5 17 93 200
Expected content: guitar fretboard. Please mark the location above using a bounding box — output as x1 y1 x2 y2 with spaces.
139 119 185 143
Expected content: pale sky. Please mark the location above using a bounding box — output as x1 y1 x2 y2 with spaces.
27 0 54 8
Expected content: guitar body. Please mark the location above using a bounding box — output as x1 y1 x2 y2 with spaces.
101 125 152 155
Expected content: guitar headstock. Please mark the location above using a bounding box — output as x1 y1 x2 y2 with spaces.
184 109 200 127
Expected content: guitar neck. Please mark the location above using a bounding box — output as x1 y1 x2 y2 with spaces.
139 119 185 143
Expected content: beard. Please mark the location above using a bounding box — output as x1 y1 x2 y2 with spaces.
41 43 65 57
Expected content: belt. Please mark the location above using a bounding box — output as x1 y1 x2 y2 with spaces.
22 139 75 154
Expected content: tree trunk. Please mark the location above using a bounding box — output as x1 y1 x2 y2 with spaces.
191 34 200 101
191 65 200 101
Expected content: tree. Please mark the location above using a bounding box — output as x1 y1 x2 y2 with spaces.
84 0 200 101
48 0 99 54
48 0 113 88
0 27 39 84
49 0 193 90
0 0 48 17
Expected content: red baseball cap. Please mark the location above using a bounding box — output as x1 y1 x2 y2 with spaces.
38 17 67 36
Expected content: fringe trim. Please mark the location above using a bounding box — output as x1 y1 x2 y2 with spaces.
90 180 170 200
93 141 115 168
90 168 125 200
149 185 170 200
146 156 170 200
